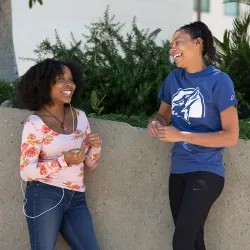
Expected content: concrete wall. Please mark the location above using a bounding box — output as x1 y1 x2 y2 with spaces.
192 0 250 40
0 106 249 250
12 0 193 76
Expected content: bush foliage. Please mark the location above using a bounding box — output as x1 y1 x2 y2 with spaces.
215 14 250 119
1 8 249 139
22 7 175 116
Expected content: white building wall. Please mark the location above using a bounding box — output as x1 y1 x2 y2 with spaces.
192 0 250 41
12 0 193 76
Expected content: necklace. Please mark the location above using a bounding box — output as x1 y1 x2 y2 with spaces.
43 106 67 131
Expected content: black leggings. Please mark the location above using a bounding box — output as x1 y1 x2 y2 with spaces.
169 171 224 250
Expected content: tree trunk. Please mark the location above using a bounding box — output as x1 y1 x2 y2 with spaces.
197 0 201 21
0 0 18 82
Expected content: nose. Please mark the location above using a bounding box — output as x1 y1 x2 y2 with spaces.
65 80 74 86
170 47 176 56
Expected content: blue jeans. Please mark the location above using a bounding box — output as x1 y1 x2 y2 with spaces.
25 181 100 250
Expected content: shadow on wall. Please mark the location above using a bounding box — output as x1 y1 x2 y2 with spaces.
0 107 249 250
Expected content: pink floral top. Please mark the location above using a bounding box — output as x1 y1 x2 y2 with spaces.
20 109 101 192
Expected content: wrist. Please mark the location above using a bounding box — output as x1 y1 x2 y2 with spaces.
92 139 102 148
56 158 62 168
180 131 192 143
150 118 160 125
155 113 167 126
91 145 101 149
57 155 69 168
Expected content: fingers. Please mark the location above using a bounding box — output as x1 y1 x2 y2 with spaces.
86 133 101 147
80 154 86 162
156 125 165 130
75 149 85 162
78 149 86 162
148 126 156 137
77 148 84 157
66 149 85 165
155 124 165 136
86 132 99 140
151 122 159 136
92 141 101 148
70 149 79 154
148 120 160 137
157 130 165 136
159 137 167 142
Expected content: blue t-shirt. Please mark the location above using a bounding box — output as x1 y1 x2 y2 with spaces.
158 66 237 177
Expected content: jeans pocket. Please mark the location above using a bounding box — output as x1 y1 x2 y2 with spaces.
26 180 37 189
26 182 53 199
25 181 38 197
75 191 87 207
25 183 64 218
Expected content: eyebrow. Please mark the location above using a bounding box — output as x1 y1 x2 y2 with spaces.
57 73 73 79
63 72 73 77
170 36 183 46
174 36 183 41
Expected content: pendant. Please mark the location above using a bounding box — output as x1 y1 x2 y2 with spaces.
61 123 67 131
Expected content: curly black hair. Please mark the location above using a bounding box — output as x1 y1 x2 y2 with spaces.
178 21 217 64
17 58 84 111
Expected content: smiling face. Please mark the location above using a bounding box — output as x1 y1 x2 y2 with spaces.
50 65 76 105
170 30 203 69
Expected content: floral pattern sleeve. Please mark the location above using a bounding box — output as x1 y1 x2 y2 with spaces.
20 119 67 181
82 115 102 171
85 145 101 171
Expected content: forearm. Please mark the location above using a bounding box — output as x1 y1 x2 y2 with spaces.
181 130 239 148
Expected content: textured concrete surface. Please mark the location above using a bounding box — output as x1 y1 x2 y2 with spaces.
0 107 249 250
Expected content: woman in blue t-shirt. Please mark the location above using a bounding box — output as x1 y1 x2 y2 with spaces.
148 21 239 250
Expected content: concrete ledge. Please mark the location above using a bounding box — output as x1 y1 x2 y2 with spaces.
0 107 249 250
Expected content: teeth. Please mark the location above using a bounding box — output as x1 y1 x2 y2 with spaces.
174 54 182 59
62 90 72 95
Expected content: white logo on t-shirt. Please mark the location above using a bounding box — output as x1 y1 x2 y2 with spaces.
172 88 206 124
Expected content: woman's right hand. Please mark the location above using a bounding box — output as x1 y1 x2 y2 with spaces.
64 148 85 166
148 119 161 137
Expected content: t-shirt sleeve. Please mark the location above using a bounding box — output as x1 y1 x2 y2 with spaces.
213 73 238 113
158 72 172 105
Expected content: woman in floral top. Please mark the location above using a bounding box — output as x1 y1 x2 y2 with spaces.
18 59 101 250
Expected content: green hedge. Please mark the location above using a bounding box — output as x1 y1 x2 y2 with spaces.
89 113 250 140
0 81 15 104
1 8 250 140
215 15 250 119
21 7 175 116
1 82 249 140
239 119 250 140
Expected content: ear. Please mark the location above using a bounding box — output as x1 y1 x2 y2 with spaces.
195 37 203 47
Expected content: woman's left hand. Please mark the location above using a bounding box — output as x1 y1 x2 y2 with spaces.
86 132 102 148
157 125 183 143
